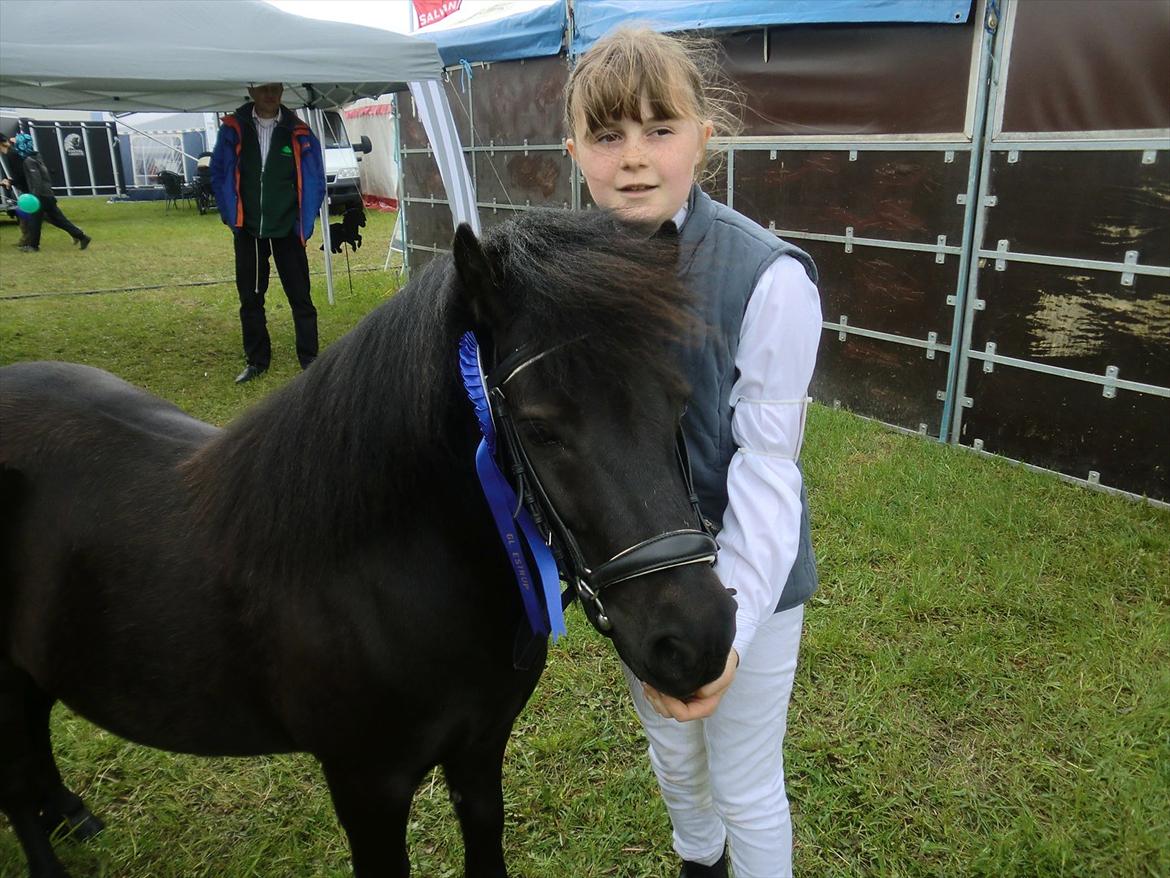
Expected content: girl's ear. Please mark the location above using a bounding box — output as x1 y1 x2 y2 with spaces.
697 120 714 165
565 137 577 162
452 223 507 330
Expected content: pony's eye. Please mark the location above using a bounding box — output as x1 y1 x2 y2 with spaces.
520 421 563 448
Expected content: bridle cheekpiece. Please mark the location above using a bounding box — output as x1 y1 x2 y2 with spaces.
460 330 718 638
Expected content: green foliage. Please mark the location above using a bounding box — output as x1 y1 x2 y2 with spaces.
2 200 1168 877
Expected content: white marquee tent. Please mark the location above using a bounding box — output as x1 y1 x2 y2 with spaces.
0 0 479 299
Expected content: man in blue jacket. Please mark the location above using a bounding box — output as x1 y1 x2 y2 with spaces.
211 83 326 384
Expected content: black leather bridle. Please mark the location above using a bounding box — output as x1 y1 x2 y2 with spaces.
483 342 718 635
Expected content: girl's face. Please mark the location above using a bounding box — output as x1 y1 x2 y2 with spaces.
568 98 712 227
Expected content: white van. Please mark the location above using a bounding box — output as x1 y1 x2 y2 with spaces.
321 110 371 214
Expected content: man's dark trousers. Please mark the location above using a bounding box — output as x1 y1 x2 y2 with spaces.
27 195 85 248
233 230 318 370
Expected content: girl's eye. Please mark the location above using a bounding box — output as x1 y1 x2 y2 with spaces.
650 127 674 137
595 132 620 144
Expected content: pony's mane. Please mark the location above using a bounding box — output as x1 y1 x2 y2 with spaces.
182 209 695 585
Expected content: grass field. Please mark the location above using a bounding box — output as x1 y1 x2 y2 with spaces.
1 199 1168 878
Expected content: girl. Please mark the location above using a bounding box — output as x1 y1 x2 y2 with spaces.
564 28 822 878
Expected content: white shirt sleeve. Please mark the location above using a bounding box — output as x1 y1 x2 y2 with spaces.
715 255 822 661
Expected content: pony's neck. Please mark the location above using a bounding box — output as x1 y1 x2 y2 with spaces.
184 281 480 579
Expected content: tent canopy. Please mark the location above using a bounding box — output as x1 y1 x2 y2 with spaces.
0 0 443 112
395 0 971 65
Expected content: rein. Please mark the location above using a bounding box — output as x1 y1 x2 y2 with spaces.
460 331 718 639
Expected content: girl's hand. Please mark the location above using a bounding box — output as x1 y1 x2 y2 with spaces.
642 648 739 722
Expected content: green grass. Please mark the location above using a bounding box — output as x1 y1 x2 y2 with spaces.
2 200 1168 877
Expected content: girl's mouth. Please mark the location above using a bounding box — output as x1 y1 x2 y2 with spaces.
619 184 657 193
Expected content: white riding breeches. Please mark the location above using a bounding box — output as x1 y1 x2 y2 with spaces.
624 604 805 878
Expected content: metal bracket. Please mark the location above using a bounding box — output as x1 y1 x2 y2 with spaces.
983 342 996 372
1102 365 1120 398
1121 251 1138 287
1088 471 1101 485
523 138 529 157
944 150 955 163
844 226 853 253
961 397 974 408
1007 150 1019 164
491 197 498 214
925 332 938 360
995 239 1009 271
770 149 777 160
936 390 947 401
489 139 495 157
849 150 858 162
918 423 929 435
1141 150 1157 165
838 315 849 341
956 193 968 205
936 235 947 263
983 195 998 207
833 399 841 410
973 438 984 451
946 294 957 306
973 298 986 311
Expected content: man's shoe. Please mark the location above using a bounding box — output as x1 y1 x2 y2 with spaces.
77 235 92 250
300 356 316 371
19 244 38 252
234 364 266 384
679 851 728 878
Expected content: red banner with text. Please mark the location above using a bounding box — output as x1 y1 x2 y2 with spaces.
413 0 463 29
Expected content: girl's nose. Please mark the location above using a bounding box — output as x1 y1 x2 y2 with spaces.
620 139 648 168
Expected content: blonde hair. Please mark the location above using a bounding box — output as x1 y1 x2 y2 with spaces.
564 26 741 180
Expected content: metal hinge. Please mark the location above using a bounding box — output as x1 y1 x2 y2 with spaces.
1102 365 1120 398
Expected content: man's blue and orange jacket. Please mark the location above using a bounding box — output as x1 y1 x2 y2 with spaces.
210 102 326 244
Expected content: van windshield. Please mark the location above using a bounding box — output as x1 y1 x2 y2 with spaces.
321 111 349 149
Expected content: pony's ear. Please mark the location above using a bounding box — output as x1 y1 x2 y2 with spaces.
452 223 506 329
653 219 681 262
655 220 679 239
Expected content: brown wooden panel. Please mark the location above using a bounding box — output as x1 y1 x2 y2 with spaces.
403 202 456 254
804 240 960 341
401 150 443 198
398 102 427 151
811 330 948 433
478 208 517 235
721 23 975 137
472 56 570 146
968 263 1170 386
731 149 970 244
1001 0 1170 133
960 366 1169 501
983 149 1170 267
407 246 439 273
475 150 572 208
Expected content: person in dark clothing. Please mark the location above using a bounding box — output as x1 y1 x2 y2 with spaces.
0 131 32 247
210 83 327 384
0 132 91 253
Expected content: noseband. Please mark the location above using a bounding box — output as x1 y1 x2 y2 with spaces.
483 341 717 636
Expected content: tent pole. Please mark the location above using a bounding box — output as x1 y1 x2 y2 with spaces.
308 107 336 304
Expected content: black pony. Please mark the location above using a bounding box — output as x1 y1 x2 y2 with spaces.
0 209 737 878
